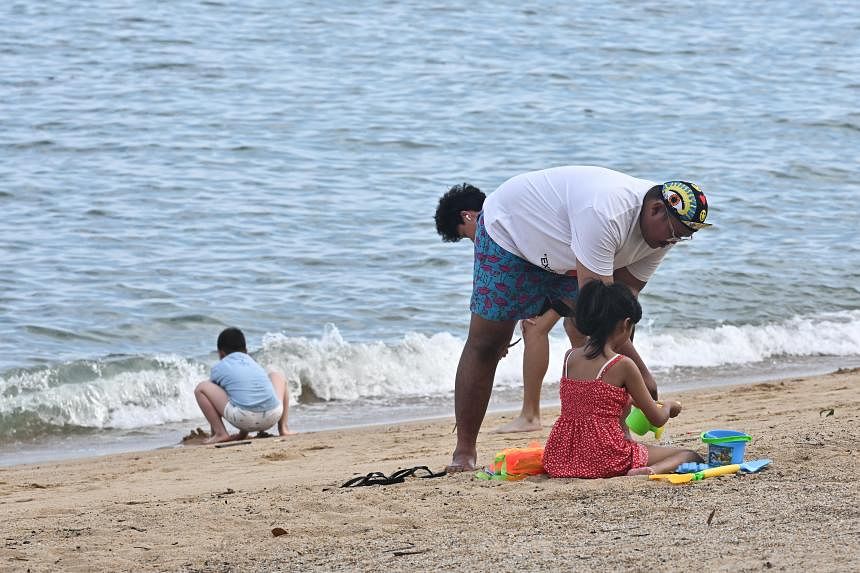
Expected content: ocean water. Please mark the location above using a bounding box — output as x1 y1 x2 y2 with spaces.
2 0 859 466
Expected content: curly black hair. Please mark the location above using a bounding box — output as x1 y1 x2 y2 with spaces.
434 183 485 242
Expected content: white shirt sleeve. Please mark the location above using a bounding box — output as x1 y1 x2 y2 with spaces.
568 206 623 277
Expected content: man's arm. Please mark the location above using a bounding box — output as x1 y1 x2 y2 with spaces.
612 267 647 296
615 337 657 399
613 267 658 398
572 262 659 399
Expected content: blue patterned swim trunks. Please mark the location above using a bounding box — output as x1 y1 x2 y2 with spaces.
470 215 580 321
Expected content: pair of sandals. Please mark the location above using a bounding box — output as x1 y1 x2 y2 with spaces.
341 465 446 488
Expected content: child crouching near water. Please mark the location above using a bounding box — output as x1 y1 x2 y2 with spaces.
542 281 703 478
194 327 292 445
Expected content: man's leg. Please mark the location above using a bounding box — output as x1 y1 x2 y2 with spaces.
194 381 232 444
563 315 587 348
492 310 561 433
449 313 517 471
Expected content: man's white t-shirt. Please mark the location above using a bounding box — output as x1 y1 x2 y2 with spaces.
481 165 668 282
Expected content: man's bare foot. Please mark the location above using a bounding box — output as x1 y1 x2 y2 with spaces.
490 416 541 434
626 466 655 476
445 462 477 473
203 433 233 445
446 451 477 473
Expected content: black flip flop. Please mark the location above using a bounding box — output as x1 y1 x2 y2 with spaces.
341 466 446 488
341 471 404 488
388 466 447 481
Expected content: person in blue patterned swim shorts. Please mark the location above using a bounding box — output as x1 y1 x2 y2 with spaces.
439 185 578 436
470 214 579 321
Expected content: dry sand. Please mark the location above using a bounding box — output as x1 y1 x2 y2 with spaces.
1 369 858 572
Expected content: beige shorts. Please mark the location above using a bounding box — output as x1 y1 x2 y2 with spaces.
223 402 283 432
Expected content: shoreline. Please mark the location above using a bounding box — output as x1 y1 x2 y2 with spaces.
4 355 859 469
1 367 858 570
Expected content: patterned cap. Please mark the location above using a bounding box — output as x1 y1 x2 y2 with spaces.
661 181 711 230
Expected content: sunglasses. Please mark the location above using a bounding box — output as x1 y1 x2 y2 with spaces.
664 204 693 244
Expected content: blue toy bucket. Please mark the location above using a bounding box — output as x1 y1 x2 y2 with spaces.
701 429 751 465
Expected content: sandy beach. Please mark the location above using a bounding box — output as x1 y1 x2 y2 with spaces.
1 369 858 572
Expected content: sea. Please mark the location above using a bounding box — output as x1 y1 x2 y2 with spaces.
2 0 859 466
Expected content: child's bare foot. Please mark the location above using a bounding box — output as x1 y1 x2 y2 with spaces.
278 426 296 436
626 466 655 476
203 433 233 445
490 416 541 433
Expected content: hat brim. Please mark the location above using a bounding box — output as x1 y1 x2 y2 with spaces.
682 220 712 231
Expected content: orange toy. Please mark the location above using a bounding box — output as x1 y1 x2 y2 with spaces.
486 441 546 480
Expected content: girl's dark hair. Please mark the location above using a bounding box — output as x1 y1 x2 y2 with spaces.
575 281 642 359
434 183 485 242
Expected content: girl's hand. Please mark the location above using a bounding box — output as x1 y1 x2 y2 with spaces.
667 401 682 418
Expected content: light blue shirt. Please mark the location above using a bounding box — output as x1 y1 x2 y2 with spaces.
210 352 280 411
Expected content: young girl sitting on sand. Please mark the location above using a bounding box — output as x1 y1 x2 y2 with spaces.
542 281 703 478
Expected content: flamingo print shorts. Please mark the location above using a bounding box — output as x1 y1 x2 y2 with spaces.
470 216 579 321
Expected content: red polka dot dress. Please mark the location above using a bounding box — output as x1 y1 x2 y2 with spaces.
542 351 649 478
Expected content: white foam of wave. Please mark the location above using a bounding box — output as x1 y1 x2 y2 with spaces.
636 310 860 368
259 311 860 402
1 311 858 433
256 324 471 401
0 356 207 432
